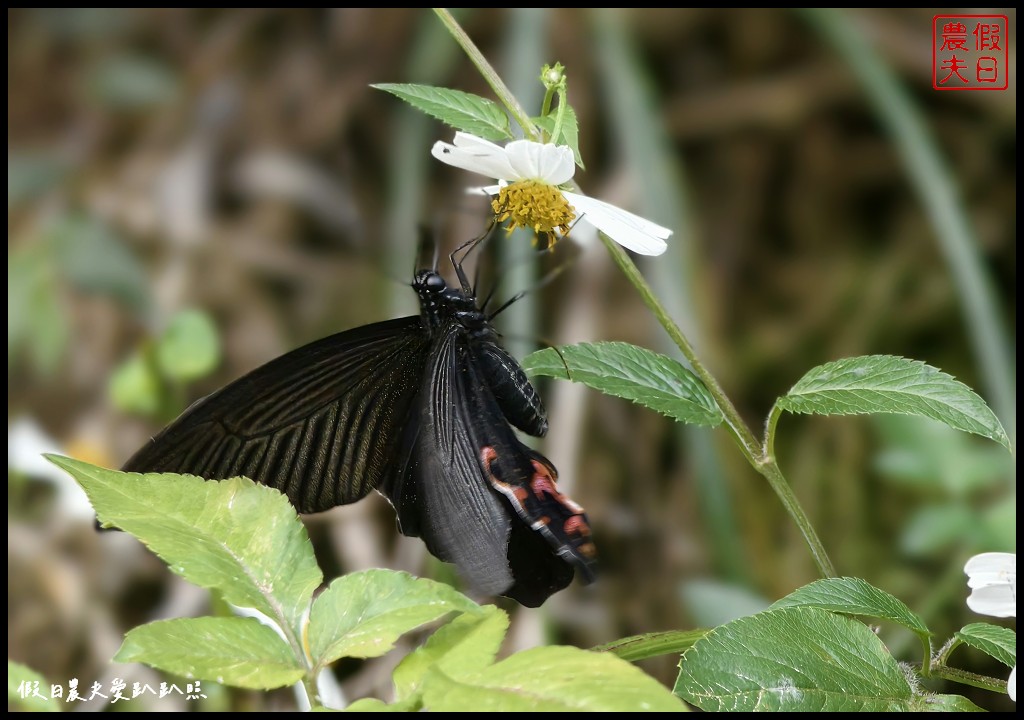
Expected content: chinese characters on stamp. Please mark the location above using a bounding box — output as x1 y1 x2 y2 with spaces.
933 15 1009 90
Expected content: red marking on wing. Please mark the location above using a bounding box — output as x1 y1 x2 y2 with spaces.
528 460 584 513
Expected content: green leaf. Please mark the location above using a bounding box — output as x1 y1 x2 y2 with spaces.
680 578 771 628
308 569 481 666
8 243 68 375
920 695 986 712
156 310 221 382
372 84 512 141
8 152 68 208
88 54 179 108
393 606 508 702
343 697 420 712
115 617 303 690
776 356 1010 451
48 213 150 313
954 623 1016 669
770 577 929 636
8 660 61 712
676 606 922 711
109 352 163 416
533 104 583 168
523 342 722 427
46 457 322 635
873 416 1009 498
593 629 706 663
900 504 975 557
421 646 688 712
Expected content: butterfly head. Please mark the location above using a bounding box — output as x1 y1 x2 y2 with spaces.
413 269 489 334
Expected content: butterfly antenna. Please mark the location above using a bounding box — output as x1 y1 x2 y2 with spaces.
481 235 568 312
487 260 568 319
549 342 574 381
450 218 497 294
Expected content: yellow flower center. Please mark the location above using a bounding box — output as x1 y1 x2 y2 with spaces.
491 180 576 243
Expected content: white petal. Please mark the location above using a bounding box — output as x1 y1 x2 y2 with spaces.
505 140 575 184
431 133 517 180
451 131 504 151
965 552 1016 584
8 418 95 520
1009 666 1017 701
966 583 1016 617
562 191 671 256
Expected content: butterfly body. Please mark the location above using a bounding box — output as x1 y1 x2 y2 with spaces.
123 268 595 606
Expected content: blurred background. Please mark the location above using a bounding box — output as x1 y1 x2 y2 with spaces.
8 8 1015 711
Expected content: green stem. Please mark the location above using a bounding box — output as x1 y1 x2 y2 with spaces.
925 665 1007 694
765 403 783 461
300 673 320 710
933 636 960 667
433 8 540 141
540 86 555 129
550 87 567 146
600 235 836 579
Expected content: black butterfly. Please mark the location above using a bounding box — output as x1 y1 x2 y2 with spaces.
122 249 596 607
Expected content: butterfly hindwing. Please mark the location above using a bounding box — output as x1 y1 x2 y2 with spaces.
381 327 594 607
481 445 597 585
123 316 430 512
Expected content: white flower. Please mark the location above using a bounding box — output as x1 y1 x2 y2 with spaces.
431 132 671 256
964 552 1016 701
8 417 95 520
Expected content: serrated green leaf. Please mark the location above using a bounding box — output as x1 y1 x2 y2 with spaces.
308 569 481 666
776 356 1010 451
393 605 508 702
157 310 221 382
372 84 512 141
533 104 583 168
109 352 163 416
594 629 706 662
46 456 321 635
523 342 722 426
8 660 61 712
955 623 1016 669
422 646 687 712
917 694 986 711
675 606 915 711
770 577 929 636
115 617 302 690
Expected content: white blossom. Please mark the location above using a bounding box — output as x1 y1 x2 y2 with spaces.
431 132 671 256
964 552 1016 701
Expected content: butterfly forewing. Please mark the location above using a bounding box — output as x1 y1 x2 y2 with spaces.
384 327 518 596
123 316 429 512
121 265 597 607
